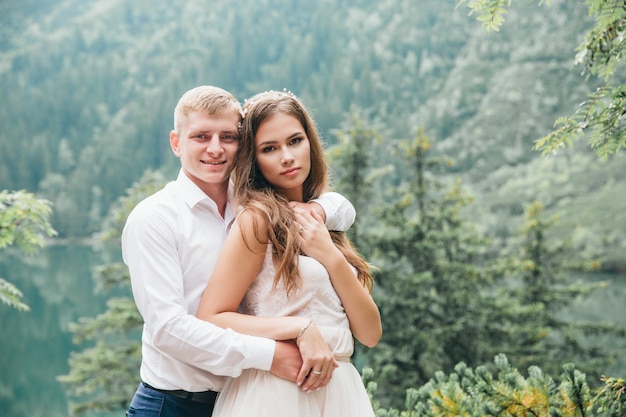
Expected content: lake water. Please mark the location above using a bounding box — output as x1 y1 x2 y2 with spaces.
1 244 625 417
0 244 124 417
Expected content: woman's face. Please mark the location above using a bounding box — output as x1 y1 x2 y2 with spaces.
254 112 311 202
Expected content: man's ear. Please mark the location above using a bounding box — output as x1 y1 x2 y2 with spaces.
170 130 181 156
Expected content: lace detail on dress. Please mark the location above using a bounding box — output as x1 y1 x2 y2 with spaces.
239 250 290 316
239 246 350 330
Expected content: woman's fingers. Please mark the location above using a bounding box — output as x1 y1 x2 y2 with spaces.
294 209 332 257
295 323 339 392
298 358 338 392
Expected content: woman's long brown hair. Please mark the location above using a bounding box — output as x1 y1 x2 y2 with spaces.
234 91 373 295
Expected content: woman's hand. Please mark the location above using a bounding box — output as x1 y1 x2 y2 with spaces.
293 207 338 262
294 205 383 349
295 321 339 392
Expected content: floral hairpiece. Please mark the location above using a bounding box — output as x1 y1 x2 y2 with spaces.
242 88 297 114
238 89 297 130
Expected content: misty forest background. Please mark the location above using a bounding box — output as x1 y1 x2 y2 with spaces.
2 0 624 267
2 0 626 415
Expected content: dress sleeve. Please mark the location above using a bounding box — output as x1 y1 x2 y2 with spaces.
312 192 356 232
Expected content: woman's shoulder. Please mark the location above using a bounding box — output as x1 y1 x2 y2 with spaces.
234 205 271 243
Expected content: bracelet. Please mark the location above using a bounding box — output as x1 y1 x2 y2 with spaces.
296 319 312 343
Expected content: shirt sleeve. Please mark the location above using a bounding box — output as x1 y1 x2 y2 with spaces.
312 191 356 231
121 203 275 378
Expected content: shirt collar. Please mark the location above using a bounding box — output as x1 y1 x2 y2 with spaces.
175 170 235 214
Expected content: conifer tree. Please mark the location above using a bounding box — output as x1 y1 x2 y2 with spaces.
327 113 385 250
458 0 626 158
500 201 624 380
57 171 164 414
363 129 505 408
352 130 622 409
363 355 626 416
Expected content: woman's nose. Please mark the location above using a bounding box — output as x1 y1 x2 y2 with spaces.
281 150 295 165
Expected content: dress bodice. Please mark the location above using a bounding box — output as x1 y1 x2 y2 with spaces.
240 247 354 357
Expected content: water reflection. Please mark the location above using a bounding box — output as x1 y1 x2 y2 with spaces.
0 244 126 417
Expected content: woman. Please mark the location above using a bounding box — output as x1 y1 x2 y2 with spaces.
197 90 381 416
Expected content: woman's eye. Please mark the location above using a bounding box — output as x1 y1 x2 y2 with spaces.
262 146 275 153
290 137 303 145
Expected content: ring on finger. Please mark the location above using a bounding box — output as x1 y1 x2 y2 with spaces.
312 370 322 375
299 227 305 234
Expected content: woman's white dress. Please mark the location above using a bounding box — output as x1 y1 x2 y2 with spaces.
211 250 375 417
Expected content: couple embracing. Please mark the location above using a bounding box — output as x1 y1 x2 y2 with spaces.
122 86 382 417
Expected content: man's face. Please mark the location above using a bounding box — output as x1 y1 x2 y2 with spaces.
170 110 240 195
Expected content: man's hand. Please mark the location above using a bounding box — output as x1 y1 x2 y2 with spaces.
289 201 326 224
270 341 302 382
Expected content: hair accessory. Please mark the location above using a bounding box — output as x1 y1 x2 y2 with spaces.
243 88 298 109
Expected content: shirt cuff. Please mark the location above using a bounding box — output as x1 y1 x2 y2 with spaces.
243 335 276 371
312 194 334 226
312 192 356 231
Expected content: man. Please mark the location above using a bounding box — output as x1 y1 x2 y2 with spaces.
122 86 355 417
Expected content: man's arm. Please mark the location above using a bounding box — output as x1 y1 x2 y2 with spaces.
301 191 356 231
197 210 338 391
122 202 275 378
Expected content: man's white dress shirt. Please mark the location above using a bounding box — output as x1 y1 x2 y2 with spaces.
122 170 355 392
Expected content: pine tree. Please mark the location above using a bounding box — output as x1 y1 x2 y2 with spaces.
363 129 503 408
327 112 385 250
458 0 626 158
498 201 624 380
362 355 626 416
57 171 164 414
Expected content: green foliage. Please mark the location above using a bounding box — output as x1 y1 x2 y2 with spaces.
534 84 626 158
457 0 551 32
364 355 626 416
0 278 30 312
327 113 386 249
0 190 56 310
0 190 56 253
500 201 624 379
98 170 166 243
459 0 625 157
2 0 622 266
58 340 142 414
361 130 508 407
330 127 620 409
58 171 165 414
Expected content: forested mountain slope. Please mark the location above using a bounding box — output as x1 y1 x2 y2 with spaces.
1 0 623 267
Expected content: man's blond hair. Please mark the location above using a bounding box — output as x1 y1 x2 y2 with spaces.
173 86 241 133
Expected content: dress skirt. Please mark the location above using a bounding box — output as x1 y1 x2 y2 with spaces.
212 360 374 417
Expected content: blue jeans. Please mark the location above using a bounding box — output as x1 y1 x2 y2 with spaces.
126 383 216 417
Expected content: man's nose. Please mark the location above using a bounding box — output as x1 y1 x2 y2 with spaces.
206 135 223 153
